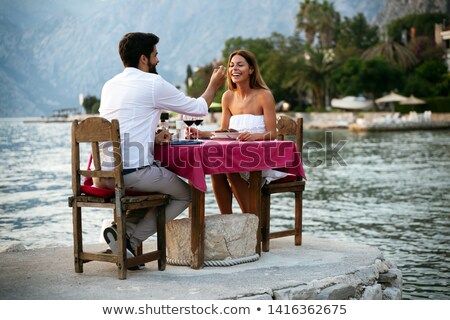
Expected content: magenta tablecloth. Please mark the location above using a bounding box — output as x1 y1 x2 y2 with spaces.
154 140 306 192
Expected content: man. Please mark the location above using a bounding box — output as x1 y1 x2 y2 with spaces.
96 32 226 268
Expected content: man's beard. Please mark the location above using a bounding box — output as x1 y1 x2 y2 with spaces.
148 61 158 74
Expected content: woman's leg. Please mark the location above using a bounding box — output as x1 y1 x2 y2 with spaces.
227 173 251 213
211 174 233 214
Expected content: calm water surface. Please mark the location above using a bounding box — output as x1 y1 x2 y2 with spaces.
0 118 449 300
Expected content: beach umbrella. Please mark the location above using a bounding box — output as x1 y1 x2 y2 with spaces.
375 91 408 104
331 96 373 111
400 95 426 105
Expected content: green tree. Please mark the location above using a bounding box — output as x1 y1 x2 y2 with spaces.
387 13 449 44
316 0 340 49
82 95 100 114
415 59 448 83
408 36 446 64
296 0 339 48
262 33 305 104
298 46 337 111
362 40 418 70
404 75 435 97
187 63 214 98
330 57 404 100
337 13 379 50
359 57 405 100
296 0 319 46
221 36 274 63
405 59 449 97
185 64 193 90
329 57 364 97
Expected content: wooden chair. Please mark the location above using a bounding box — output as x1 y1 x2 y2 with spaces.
68 117 169 279
260 115 305 252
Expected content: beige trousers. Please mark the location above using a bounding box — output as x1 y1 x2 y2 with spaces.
94 163 191 248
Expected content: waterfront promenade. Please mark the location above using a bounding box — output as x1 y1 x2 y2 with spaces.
0 236 401 300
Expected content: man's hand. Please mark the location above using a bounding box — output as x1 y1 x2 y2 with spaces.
155 128 172 145
201 65 227 106
210 65 227 90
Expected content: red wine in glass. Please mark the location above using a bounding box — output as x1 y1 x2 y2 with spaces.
194 119 203 126
183 115 195 140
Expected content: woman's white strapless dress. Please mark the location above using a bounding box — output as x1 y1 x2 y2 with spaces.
228 114 294 184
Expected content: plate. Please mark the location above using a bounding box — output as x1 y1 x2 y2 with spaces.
211 132 240 140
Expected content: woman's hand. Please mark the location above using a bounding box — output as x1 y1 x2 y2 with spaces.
237 131 258 141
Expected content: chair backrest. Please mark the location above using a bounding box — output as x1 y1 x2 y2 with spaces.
71 117 124 197
276 115 303 155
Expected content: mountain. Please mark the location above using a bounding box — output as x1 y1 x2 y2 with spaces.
0 0 387 117
375 0 449 29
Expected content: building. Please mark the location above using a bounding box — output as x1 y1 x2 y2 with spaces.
435 23 450 71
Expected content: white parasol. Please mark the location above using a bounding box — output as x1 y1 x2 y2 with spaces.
331 96 373 111
375 91 408 104
400 95 426 105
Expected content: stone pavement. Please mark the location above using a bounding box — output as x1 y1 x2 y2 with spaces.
0 236 389 300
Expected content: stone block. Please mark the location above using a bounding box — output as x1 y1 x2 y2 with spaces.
378 270 398 284
361 284 382 300
317 283 356 300
382 287 402 300
274 286 318 300
166 213 258 263
387 268 403 296
375 259 389 273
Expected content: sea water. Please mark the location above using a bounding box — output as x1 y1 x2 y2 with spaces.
0 118 449 299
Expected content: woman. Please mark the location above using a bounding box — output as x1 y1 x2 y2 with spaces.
195 49 288 214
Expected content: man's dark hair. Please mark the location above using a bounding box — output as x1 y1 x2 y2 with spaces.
118 32 159 68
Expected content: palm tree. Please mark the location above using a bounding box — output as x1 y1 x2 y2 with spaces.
289 46 336 111
296 0 319 46
317 0 340 49
296 0 339 49
362 41 418 70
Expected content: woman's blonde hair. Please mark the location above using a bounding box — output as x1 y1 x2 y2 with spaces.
226 50 269 91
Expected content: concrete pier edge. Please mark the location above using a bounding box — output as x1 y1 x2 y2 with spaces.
0 236 402 300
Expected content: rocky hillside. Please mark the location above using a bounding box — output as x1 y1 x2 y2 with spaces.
375 0 449 28
0 0 387 117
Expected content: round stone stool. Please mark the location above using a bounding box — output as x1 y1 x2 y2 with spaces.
166 213 259 266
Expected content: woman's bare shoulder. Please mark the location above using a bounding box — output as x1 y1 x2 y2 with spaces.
222 90 233 98
256 88 275 101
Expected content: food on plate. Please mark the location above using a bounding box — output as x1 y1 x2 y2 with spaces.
214 128 238 133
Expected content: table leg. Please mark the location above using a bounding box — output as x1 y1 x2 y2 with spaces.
189 185 205 269
249 171 262 255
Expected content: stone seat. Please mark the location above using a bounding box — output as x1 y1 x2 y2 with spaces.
166 213 259 266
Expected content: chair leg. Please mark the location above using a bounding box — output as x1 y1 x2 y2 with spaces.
72 206 83 273
261 193 271 252
136 243 143 256
157 206 166 271
116 208 127 280
294 191 303 246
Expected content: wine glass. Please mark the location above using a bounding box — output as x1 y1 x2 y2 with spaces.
193 116 204 140
182 115 195 140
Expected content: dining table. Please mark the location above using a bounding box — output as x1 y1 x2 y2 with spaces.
154 138 306 269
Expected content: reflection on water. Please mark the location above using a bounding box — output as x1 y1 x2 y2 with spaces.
0 119 449 299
